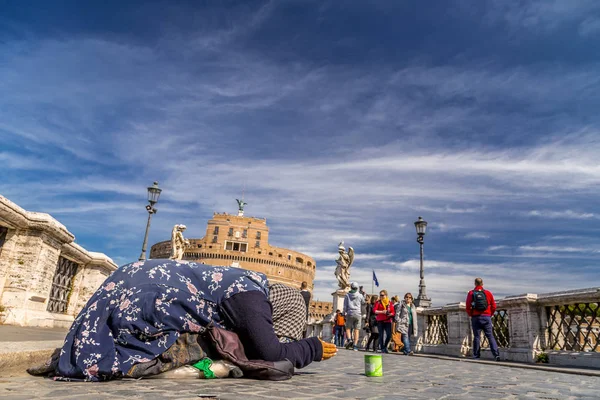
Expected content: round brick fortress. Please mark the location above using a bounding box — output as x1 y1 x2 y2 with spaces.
150 212 316 289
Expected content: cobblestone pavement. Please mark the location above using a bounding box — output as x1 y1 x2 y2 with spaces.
1 350 599 400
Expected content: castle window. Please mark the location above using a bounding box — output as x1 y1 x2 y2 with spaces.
269 252 273 256
256 231 261 239
255 240 260 248
296 257 303 264
198 244 202 248
242 229 247 238
225 241 247 252
287 254 291 261
307 261 312 267
278 254 282 258
213 226 219 235
228 228 233 236
212 236 218 243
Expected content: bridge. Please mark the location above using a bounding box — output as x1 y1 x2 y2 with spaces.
309 287 600 370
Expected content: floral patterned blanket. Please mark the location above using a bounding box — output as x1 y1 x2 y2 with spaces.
54 259 269 381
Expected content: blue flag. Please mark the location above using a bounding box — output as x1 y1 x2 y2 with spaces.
372 270 379 287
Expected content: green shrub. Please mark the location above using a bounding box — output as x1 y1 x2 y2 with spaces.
535 352 549 363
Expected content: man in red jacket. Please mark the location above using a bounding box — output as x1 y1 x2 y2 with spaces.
465 277 500 361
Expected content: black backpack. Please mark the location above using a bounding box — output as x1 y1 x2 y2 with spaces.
472 289 488 311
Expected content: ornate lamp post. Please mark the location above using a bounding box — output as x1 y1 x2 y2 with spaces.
138 181 162 261
414 216 431 307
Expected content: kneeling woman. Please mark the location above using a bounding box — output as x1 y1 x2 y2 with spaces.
48 259 336 381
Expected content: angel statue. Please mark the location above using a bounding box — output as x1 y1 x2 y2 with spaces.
170 224 190 261
236 198 248 216
334 241 354 290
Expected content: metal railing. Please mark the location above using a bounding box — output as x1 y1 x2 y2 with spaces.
47 256 79 314
481 309 510 348
546 303 599 352
426 314 448 344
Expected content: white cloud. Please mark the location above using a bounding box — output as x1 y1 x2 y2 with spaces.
527 210 598 219
464 232 490 239
519 245 598 253
415 205 485 214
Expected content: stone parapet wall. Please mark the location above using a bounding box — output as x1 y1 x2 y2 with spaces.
417 287 600 369
0 194 117 328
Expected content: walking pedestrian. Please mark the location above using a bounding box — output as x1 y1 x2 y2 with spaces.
334 310 346 347
466 277 500 361
390 296 404 353
343 282 365 351
373 289 394 353
395 292 418 355
365 295 379 352
300 281 311 338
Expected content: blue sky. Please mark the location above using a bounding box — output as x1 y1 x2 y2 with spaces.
2 1 600 305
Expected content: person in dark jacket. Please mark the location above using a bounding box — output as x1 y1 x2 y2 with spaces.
364 295 379 352
465 277 500 361
300 281 311 338
300 281 311 315
48 259 337 381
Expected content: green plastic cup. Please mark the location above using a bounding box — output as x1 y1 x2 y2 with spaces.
364 354 383 377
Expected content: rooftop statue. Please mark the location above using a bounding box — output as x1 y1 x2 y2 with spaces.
236 198 248 216
170 224 190 261
334 241 354 290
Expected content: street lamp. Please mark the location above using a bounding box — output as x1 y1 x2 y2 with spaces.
414 216 431 307
138 181 162 261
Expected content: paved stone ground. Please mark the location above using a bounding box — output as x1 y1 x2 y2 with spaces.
0 326 68 342
1 350 599 400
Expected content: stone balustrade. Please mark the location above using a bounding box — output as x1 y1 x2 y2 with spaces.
0 194 117 328
417 287 600 369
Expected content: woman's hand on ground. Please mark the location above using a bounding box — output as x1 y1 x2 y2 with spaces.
319 339 337 360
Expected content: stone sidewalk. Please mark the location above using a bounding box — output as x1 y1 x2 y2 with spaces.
2 350 599 400
0 326 68 376
0 325 68 342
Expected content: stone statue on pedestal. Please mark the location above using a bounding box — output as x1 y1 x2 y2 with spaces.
334 241 354 290
170 224 190 261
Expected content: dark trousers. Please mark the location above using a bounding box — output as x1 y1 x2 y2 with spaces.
334 326 345 347
365 332 379 351
471 315 499 358
377 321 392 352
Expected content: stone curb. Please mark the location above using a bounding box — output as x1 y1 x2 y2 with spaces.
343 348 600 377
0 341 62 377
412 353 600 377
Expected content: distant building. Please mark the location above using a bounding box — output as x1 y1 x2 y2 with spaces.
150 210 317 289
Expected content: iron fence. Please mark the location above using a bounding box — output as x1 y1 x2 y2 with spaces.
426 314 448 345
47 256 79 314
481 309 510 348
546 303 599 352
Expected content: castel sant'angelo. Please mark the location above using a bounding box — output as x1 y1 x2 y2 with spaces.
150 201 333 319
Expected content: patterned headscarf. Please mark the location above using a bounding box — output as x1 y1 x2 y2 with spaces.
268 283 307 343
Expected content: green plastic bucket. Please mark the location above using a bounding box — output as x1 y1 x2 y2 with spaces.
364 354 383 377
